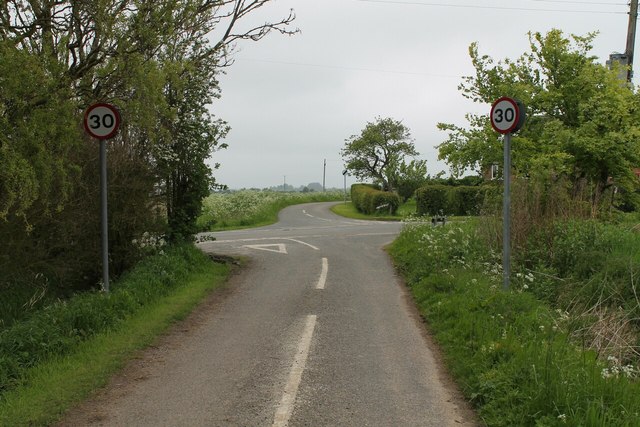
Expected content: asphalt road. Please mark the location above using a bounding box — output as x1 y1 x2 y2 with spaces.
59 202 476 427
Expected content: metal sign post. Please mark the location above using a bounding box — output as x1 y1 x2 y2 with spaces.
490 97 525 290
342 169 348 205
84 103 121 292
502 132 512 291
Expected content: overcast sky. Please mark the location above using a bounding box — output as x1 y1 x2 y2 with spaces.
207 0 633 190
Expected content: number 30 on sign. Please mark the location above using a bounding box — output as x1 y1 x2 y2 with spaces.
84 103 121 140
490 97 525 135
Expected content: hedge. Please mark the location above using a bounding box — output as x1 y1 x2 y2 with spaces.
416 184 495 216
351 184 401 215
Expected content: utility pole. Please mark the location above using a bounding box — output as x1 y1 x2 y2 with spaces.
322 159 326 192
626 0 638 82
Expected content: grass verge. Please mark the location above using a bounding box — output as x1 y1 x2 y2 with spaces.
389 220 640 426
0 248 231 426
330 200 416 221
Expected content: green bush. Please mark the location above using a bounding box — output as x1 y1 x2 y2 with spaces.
416 184 490 216
520 219 640 312
0 245 216 396
415 185 449 215
450 186 485 216
350 184 400 215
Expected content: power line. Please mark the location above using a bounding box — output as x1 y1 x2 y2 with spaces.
354 0 627 14
531 0 626 5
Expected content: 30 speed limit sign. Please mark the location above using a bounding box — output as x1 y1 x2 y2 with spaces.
490 97 525 134
84 103 121 140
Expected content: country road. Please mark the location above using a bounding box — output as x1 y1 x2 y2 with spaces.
59 202 476 427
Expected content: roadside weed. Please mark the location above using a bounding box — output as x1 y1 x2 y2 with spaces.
389 217 640 426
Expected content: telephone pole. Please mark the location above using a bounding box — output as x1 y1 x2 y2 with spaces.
626 0 638 82
322 159 326 192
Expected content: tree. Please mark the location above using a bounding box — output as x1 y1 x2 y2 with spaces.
438 30 640 213
0 1 299 290
342 117 419 191
391 159 429 202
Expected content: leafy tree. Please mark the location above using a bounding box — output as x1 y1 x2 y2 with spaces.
438 30 640 213
0 1 299 290
342 117 419 192
391 159 429 202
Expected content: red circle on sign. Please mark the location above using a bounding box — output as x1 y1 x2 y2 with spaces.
490 97 520 134
84 103 121 140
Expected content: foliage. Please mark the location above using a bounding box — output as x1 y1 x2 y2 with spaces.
331 200 415 221
520 220 640 318
0 248 230 427
389 220 640 426
0 245 224 398
342 117 419 191
438 29 640 214
415 184 491 216
197 190 345 230
415 185 449 216
392 159 430 202
0 1 297 298
350 184 401 215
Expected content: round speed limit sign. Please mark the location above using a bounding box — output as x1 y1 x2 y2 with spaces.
490 97 524 134
84 103 121 140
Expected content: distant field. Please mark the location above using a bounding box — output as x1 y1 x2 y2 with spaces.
197 190 345 230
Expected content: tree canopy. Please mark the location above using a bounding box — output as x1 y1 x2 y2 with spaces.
0 1 298 291
342 117 420 192
438 30 640 211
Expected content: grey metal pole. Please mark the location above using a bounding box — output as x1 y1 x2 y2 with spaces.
344 174 347 205
502 132 511 290
100 139 109 292
323 159 326 192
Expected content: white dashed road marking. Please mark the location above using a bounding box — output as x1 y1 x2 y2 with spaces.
272 315 317 427
316 258 328 290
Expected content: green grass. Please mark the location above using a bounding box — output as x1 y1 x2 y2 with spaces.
0 248 231 426
330 200 417 221
389 220 640 426
330 201 399 220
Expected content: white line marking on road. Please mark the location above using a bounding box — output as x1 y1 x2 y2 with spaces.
284 238 319 251
273 315 317 427
347 232 399 237
208 236 323 248
302 209 332 222
242 244 288 254
316 258 328 290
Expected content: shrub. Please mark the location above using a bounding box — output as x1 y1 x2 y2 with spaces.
350 184 400 215
449 186 485 216
415 185 450 215
416 184 496 216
